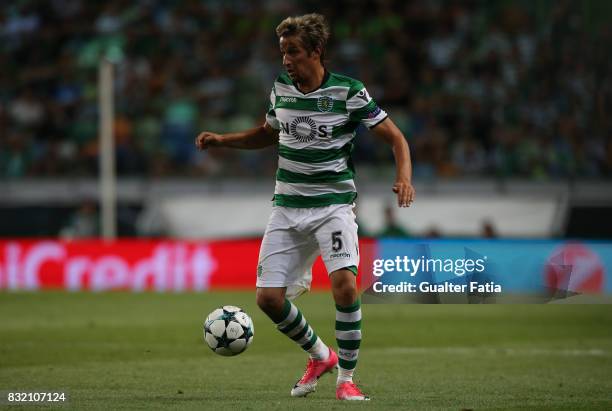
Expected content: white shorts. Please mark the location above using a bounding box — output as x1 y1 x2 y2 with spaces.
256 203 360 299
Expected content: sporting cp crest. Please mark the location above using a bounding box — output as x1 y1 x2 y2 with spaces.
316 95 334 112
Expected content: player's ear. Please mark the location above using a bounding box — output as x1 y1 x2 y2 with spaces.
311 46 322 60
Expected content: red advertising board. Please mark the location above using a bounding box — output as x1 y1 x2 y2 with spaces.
0 239 376 292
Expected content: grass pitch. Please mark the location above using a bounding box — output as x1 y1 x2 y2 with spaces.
1 292 611 410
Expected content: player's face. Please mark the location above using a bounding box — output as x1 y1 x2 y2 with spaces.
279 35 320 83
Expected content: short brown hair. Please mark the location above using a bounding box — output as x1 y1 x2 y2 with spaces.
276 13 330 62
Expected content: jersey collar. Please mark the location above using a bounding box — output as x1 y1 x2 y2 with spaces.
293 70 330 95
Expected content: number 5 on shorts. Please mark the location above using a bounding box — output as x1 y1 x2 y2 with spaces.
331 231 343 251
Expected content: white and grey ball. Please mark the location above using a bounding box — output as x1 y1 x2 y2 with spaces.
203 305 254 356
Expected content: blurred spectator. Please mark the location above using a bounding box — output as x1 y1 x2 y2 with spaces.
378 204 410 237
0 1 610 180
480 219 498 238
423 226 442 238
60 200 99 238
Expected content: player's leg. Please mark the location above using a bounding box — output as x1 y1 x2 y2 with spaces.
315 205 368 400
256 277 337 398
256 208 336 397
256 228 329 359
275 293 338 397
330 269 367 400
330 268 361 379
256 285 328 359
255 286 287 322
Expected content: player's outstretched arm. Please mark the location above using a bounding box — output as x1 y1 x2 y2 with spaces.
371 118 415 208
195 122 279 150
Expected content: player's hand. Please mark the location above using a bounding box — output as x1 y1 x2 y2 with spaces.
195 132 223 150
392 178 415 208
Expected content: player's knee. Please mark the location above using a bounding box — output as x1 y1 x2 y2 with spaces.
333 279 358 306
256 290 284 314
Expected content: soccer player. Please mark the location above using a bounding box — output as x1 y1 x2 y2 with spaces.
196 13 414 401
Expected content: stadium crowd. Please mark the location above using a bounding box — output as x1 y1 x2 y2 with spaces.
1 0 611 180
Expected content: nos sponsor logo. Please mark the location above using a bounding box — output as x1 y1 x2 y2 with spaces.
280 117 330 142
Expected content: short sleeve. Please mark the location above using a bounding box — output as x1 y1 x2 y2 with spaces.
346 85 388 129
265 87 280 130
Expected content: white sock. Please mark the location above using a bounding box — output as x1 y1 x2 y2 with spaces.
336 301 361 385
307 337 329 360
337 368 353 384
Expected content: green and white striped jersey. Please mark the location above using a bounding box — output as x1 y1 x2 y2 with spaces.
266 71 388 208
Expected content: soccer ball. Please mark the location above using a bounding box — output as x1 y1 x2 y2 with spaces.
203 305 254 356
